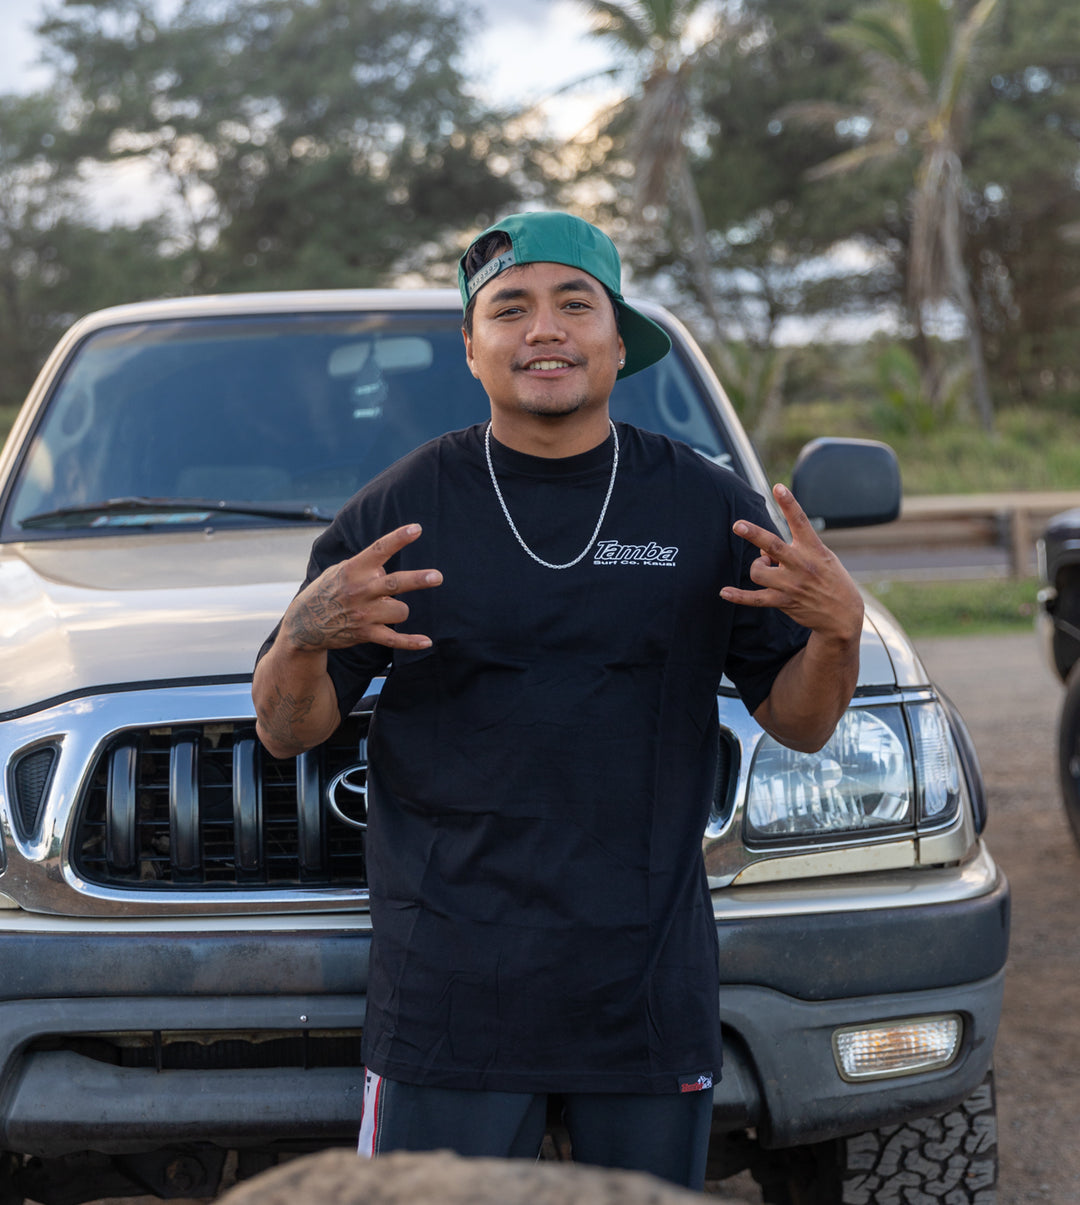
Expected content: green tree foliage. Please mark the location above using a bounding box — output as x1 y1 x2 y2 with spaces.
685 0 1078 420
628 0 902 344
566 0 823 439
0 90 173 422
37 0 524 291
572 0 735 349
784 0 1003 431
964 0 1080 404
569 0 912 420
693 0 902 332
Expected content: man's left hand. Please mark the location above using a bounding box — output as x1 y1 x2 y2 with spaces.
720 483 863 644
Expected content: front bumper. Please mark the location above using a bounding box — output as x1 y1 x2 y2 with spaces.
0 856 1008 1158
714 971 1004 1148
0 995 366 1156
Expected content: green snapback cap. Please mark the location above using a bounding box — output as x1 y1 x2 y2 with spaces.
458 211 671 380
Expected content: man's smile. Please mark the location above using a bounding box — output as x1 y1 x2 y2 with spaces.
521 357 577 372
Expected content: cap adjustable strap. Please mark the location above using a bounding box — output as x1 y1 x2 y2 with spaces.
465 250 517 300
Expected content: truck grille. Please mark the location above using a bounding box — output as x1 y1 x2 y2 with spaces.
72 717 369 889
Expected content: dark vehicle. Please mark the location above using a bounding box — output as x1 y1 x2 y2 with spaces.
1038 508 1080 845
0 291 1007 1204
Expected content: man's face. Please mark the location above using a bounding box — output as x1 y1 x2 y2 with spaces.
462 261 626 423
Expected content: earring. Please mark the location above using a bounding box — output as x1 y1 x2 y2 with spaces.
618 358 625 368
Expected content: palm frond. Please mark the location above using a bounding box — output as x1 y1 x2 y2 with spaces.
583 1 653 53
805 139 903 180
908 0 951 91
566 94 632 144
835 11 912 68
940 0 1002 117
775 99 862 130
511 63 628 126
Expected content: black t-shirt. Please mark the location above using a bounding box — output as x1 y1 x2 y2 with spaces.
265 422 809 1094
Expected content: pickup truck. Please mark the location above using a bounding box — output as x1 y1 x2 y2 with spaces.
0 290 1007 1204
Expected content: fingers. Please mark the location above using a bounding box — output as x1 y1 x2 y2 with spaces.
720 584 780 608
732 518 787 562
722 484 863 642
770 482 817 538
354 523 428 572
361 522 424 566
348 524 443 597
381 568 444 596
286 523 442 652
732 485 820 561
368 623 435 651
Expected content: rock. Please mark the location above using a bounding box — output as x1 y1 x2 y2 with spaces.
216 1148 744 1204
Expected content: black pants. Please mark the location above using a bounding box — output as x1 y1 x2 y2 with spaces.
358 1070 714 1190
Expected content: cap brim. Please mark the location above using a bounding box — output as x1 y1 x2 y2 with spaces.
614 299 672 380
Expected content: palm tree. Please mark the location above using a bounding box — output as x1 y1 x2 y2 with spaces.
575 1 735 353
784 0 1001 431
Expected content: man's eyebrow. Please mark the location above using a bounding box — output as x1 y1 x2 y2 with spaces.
488 284 528 304
486 276 602 305
554 276 602 295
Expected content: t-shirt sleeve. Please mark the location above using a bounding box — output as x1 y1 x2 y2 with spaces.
720 489 813 718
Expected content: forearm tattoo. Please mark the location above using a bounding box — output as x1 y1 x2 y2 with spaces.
262 685 316 751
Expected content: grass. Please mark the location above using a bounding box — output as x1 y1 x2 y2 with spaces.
862 577 1041 638
761 402 1080 495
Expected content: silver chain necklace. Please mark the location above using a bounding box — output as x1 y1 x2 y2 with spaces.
484 420 619 570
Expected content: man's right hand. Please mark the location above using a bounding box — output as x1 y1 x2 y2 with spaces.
284 523 442 653
253 523 441 757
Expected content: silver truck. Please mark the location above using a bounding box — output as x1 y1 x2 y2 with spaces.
0 291 1007 1204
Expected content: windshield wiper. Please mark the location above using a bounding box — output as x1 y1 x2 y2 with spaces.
20 496 336 530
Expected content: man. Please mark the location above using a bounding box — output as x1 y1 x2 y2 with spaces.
252 211 864 1189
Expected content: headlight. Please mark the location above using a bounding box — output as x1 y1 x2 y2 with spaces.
745 701 963 843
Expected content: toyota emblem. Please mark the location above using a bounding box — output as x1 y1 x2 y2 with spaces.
326 764 368 829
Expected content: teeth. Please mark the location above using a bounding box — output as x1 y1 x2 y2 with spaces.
527 360 571 371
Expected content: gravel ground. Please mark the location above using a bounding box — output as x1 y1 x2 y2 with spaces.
916 632 1080 1205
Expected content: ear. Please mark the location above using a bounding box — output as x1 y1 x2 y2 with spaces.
462 328 481 380
617 334 626 370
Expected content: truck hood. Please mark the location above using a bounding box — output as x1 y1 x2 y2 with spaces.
0 529 316 717
0 529 927 719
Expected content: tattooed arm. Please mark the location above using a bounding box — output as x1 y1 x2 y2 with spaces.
253 524 443 758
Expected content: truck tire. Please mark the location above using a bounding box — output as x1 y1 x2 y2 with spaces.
1058 662 1080 848
750 1071 997 1204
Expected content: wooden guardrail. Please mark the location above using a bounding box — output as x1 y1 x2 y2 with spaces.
820 490 1080 579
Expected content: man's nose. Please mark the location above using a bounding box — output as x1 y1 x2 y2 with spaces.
524 302 566 342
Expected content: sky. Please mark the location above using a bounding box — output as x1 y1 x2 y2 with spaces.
0 0 622 223
0 0 619 130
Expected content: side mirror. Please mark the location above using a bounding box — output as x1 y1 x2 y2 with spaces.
791 437 901 530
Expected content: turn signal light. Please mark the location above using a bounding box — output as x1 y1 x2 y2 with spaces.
833 1015 962 1082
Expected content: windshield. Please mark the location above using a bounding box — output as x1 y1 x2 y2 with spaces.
3 309 738 537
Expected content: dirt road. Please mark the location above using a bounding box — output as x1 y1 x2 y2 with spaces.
713 631 1080 1204
918 632 1080 1205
